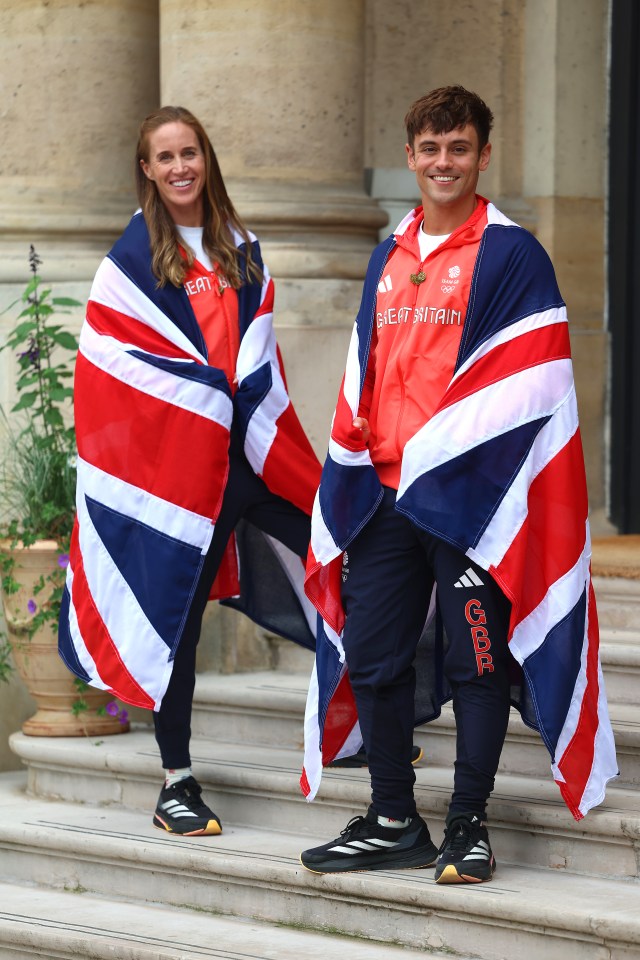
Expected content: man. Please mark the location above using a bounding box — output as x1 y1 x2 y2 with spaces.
299 86 617 883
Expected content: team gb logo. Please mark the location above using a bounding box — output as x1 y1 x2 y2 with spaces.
442 264 461 294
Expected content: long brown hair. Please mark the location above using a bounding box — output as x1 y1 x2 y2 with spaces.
135 106 261 289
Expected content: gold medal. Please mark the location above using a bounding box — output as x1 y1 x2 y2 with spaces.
410 271 426 285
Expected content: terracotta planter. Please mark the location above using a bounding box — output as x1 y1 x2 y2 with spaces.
0 539 129 737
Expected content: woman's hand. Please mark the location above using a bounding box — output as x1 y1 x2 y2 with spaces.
352 417 370 443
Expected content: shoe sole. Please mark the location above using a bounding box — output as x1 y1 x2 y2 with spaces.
328 746 424 769
153 813 222 836
435 860 495 884
300 843 438 875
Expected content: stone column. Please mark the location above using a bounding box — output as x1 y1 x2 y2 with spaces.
159 1 386 447
160 0 385 670
523 0 609 514
0 0 160 766
0 0 159 287
160 0 384 292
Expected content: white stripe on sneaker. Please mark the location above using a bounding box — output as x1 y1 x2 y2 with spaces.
330 838 399 854
463 841 491 861
161 800 198 819
349 838 399 850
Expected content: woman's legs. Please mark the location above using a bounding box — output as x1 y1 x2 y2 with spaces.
152 473 243 768
153 440 311 767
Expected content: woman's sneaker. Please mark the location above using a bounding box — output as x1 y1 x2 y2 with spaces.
300 805 437 874
434 811 495 883
153 775 222 836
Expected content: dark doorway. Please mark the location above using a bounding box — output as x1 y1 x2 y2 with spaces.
608 0 640 532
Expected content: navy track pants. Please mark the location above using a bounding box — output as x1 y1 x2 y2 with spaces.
341 487 512 819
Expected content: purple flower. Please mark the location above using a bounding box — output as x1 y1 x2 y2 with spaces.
57 554 70 569
105 701 120 717
18 344 41 369
29 245 42 272
27 598 37 614
119 710 129 725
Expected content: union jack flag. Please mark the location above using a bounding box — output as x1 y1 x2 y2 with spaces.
302 203 618 820
59 212 320 709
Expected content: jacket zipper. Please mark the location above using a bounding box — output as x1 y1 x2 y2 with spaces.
394 252 426 457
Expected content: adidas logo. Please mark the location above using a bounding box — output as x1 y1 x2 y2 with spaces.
377 274 393 294
160 799 198 820
463 840 491 862
454 567 485 588
331 837 399 856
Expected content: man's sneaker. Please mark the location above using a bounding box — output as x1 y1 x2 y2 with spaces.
300 805 437 874
434 811 495 883
153 776 222 836
328 744 424 768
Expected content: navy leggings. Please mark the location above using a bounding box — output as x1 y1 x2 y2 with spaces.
153 433 311 768
341 487 512 820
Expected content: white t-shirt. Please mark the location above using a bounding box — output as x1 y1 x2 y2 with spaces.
418 224 450 262
176 225 213 271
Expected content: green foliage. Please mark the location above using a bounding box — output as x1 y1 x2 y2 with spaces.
0 634 12 683
0 247 81 676
71 678 129 726
0 246 80 546
71 679 90 717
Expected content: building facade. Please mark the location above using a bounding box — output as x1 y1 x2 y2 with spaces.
1 0 629 762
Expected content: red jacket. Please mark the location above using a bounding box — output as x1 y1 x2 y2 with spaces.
183 258 239 391
361 196 488 487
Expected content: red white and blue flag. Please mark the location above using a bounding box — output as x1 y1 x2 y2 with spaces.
59 212 320 710
302 203 618 820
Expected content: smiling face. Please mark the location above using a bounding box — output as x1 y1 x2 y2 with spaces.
406 123 491 232
140 121 206 226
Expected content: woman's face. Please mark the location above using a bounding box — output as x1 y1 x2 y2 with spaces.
141 121 206 227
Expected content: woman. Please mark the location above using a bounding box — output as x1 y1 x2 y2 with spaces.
58 107 322 836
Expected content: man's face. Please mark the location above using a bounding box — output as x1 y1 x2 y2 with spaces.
406 123 491 215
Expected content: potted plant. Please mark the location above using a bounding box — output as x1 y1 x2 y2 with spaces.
0 246 129 736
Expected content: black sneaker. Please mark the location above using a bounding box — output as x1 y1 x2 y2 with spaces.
434 811 495 883
328 744 424 769
300 805 437 874
153 776 222 836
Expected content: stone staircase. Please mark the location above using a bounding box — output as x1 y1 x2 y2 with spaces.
0 572 639 959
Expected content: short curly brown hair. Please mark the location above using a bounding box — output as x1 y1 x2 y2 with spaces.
405 85 494 151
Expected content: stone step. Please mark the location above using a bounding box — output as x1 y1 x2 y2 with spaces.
600 626 640 704
190 671 640 786
592 575 640 631
0 774 638 960
10 726 639 881
0 875 435 960
424 699 640 787
191 670 309 748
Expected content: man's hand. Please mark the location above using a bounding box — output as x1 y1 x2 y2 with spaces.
352 417 371 443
